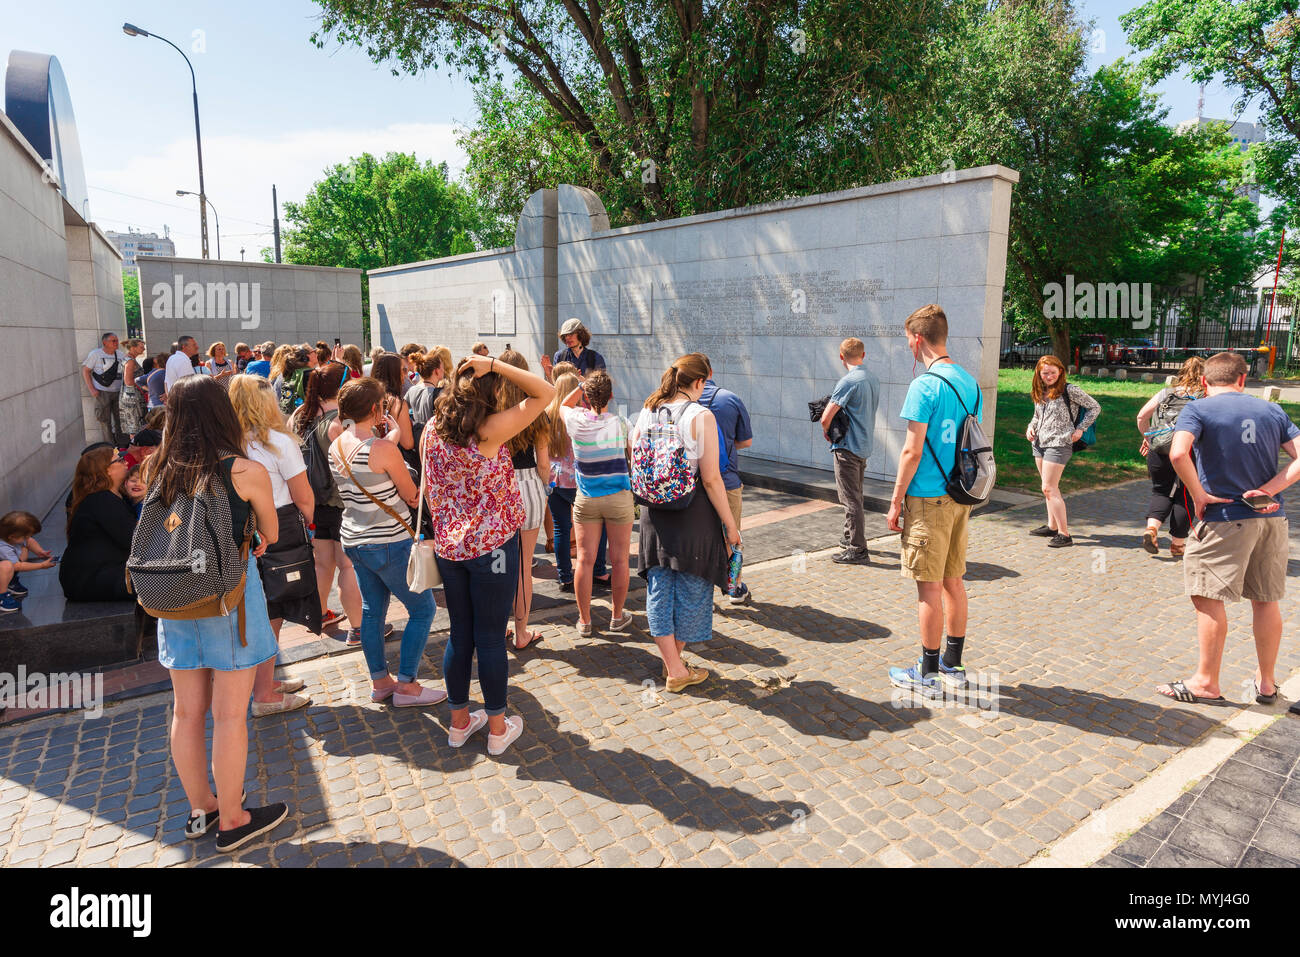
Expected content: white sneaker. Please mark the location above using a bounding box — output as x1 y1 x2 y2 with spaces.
447 709 488 748
487 715 524 756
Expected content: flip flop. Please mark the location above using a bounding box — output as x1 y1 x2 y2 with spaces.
1255 680 1280 705
1156 679 1229 705
512 629 545 651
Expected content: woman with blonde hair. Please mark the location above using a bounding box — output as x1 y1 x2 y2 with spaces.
496 350 551 649
546 372 582 593
120 338 149 434
229 374 319 715
631 354 741 692
1025 355 1100 547
1135 356 1205 556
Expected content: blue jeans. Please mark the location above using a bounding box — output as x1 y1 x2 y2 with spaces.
549 487 606 583
437 532 519 716
345 539 436 683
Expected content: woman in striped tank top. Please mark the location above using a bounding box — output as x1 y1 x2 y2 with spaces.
329 377 446 708
560 370 634 637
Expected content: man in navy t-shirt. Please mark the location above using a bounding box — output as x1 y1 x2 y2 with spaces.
1160 351 1300 707
544 318 606 380
699 356 754 604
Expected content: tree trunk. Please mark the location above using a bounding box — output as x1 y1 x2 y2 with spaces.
1049 323 1072 368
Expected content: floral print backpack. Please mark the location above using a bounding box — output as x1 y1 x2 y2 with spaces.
631 403 698 510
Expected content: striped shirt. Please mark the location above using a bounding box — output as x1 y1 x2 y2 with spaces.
561 407 630 498
329 436 411 547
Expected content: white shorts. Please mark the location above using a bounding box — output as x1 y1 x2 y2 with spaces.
517 469 547 531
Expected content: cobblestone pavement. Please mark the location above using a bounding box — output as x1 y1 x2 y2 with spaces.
1101 715 1300 868
2 479 1298 867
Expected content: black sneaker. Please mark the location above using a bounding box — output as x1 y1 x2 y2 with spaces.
7 575 27 597
558 581 574 593
215 802 290 853
832 548 871 565
591 575 612 591
1047 533 1073 548
1029 525 1055 537
184 789 247 839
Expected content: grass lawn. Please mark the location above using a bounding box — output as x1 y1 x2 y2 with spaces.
994 369 1300 494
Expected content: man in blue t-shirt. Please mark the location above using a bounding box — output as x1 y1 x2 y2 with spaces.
885 305 981 699
245 340 274 378
821 337 881 564
1159 351 1300 707
700 357 755 604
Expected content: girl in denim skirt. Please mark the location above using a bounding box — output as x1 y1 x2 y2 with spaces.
143 375 290 854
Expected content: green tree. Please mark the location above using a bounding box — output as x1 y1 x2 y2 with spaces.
268 152 491 340
1122 0 1300 215
275 152 483 270
915 0 1266 360
313 0 946 226
121 271 141 337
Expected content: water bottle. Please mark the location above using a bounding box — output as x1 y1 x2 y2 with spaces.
726 544 743 595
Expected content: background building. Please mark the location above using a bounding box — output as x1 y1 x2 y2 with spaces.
105 228 176 274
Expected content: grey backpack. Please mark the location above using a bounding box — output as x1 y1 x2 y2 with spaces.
1147 391 1196 455
126 469 252 643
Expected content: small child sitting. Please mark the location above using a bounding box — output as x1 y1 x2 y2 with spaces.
0 510 55 613
124 464 147 517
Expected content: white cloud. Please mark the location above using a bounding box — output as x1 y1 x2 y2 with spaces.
86 122 468 259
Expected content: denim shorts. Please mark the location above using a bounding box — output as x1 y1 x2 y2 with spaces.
157 554 279 672
645 566 714 643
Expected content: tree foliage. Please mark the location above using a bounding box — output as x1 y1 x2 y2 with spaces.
313 0 947 225
274 152 485 269
1122 0 1300 216
121 271 141 337
914 1 1268 359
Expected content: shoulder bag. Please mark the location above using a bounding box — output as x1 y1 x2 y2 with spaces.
332 436 441 590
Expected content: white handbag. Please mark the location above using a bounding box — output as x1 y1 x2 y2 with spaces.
406 428 442 590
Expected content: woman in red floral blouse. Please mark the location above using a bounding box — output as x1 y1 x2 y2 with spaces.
424 353 555 757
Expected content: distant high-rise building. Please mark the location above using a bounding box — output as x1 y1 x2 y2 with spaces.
105 227 176 273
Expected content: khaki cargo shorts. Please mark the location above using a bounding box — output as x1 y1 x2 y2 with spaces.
1184 517 1288 603
726 486 743 529
901 494 971 582
573 488 635 526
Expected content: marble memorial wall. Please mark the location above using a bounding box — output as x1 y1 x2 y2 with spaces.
370 166 1017 480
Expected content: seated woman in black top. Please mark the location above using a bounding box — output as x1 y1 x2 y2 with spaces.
61 447 136 602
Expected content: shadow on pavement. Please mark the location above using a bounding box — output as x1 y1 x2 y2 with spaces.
314 687 811 837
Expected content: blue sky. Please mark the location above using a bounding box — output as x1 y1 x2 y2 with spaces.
2 0 1264 258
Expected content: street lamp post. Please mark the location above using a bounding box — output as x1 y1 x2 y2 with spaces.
123 22 210 259
176 190 220 259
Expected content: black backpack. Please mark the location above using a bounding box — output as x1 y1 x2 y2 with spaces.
301 410 342 508
921 373 996 506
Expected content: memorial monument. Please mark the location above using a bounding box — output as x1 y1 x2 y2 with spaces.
369 167 1017 480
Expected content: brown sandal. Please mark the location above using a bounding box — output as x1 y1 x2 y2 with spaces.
1170 542 1185 558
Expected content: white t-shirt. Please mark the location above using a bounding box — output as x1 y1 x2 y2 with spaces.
631 399 708 470
165 351 197 391
246 429 306 508
83 348 127 393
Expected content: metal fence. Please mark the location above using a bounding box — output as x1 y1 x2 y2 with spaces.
1001 285 1300 371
